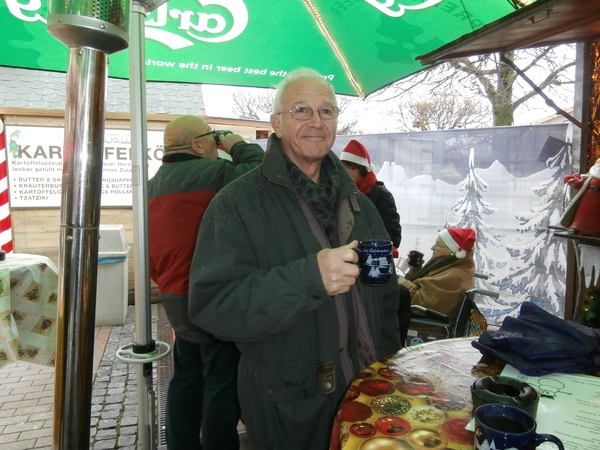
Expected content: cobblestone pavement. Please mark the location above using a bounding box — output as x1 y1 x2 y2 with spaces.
89 305 157 450
1 304 250 450
0 305 160 450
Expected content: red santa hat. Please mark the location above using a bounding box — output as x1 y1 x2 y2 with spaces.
340 140 375 172
439 227 476 259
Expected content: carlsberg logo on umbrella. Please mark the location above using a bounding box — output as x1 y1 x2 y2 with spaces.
146 0 248 48
1 0 519 95
365 0 442 17
6 0 249 45
6 0 445 48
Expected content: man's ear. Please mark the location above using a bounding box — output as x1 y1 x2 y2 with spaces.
270 114 283 138
190 138 206 157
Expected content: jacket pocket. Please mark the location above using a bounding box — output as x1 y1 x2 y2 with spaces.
259 363 319 402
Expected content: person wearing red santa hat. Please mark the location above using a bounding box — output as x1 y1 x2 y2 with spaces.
340 140 402 256
397 227 477 342
561 158 600 236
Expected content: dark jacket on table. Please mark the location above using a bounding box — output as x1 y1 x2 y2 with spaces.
367 180 402 247
188 134 400 449
148 142 264 343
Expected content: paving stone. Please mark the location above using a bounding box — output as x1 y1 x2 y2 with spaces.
104 395 125 405
119 416 137 427
118 434 136 447
92 439 117 450
101 409 121 420
0 438 37 450
92 388 108 397
0 414 32 427
103 403 122 412
119 425 137 435
98 419 118 429
107 388 125 396
96 429 118 440
91 404 102 413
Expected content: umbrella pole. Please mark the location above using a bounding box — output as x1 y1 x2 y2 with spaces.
129 3 156 449
115 2 172 449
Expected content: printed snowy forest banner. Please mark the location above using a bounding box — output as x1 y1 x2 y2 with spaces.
260 123 573 325
360 123 570 324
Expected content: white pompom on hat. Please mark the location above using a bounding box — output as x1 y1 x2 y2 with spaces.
439 227 476 259
340 140 375 172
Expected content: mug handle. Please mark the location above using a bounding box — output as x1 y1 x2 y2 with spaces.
536 434 564 450
351 248 364 263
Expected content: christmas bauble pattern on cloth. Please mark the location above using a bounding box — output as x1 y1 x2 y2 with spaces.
334 339 490 450
407 405 447 426
370 395 412 416
374 416 411 437
359 379 396 396
440 417 475 446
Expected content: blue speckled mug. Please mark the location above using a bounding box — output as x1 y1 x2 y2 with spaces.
475 404 564 450
353 240 393 286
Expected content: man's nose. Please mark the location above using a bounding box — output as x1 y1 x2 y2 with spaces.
306 111 324 127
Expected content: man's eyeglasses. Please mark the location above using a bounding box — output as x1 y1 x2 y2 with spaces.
193 128 215 140
278 105 339 121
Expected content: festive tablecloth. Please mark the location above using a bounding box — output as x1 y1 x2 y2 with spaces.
0 253 58 368
330 338 504 450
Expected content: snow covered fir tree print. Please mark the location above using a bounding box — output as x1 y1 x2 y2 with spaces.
325 123 575 325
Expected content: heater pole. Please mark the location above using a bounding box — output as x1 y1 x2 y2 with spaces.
52 47 107 448
47 2 130 448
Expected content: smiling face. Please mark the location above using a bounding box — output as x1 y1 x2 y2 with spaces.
270 77 337 181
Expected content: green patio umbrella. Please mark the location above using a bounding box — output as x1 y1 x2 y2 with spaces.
1 1 530 449
2 0 520 97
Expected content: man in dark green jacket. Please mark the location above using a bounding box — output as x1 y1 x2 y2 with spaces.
149 115 264 450
189 69 400 449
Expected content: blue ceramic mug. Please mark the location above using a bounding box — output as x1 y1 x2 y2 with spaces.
353 240 393 286
474 404 564 450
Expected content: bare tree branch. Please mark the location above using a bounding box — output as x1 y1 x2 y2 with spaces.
395 93 489 131
232 88 274 120
383 44 575 126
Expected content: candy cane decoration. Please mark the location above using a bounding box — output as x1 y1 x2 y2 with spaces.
0 119 13 254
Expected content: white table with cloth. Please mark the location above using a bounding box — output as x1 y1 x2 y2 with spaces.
0 253 58 368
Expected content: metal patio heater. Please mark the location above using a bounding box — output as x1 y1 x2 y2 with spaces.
47 1 130 448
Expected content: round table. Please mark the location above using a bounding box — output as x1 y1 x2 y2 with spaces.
330 338 503 450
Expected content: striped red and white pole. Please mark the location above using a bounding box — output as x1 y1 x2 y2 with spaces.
0 119 13 254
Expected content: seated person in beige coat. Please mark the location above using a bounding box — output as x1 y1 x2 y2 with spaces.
397 228 476 341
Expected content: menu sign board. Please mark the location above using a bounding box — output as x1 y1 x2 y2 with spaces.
502 365 600 450
4 126 164 207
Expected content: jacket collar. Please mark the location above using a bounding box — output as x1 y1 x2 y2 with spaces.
262 133 359 201
161 152 202 163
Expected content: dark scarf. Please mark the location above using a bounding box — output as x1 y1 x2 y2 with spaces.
356 170 377 196
283 152 340 240
406 254 458 281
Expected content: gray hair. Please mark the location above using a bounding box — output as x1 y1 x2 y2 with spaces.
272 68 337 114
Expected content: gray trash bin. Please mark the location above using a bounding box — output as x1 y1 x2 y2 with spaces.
95 225 130 326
